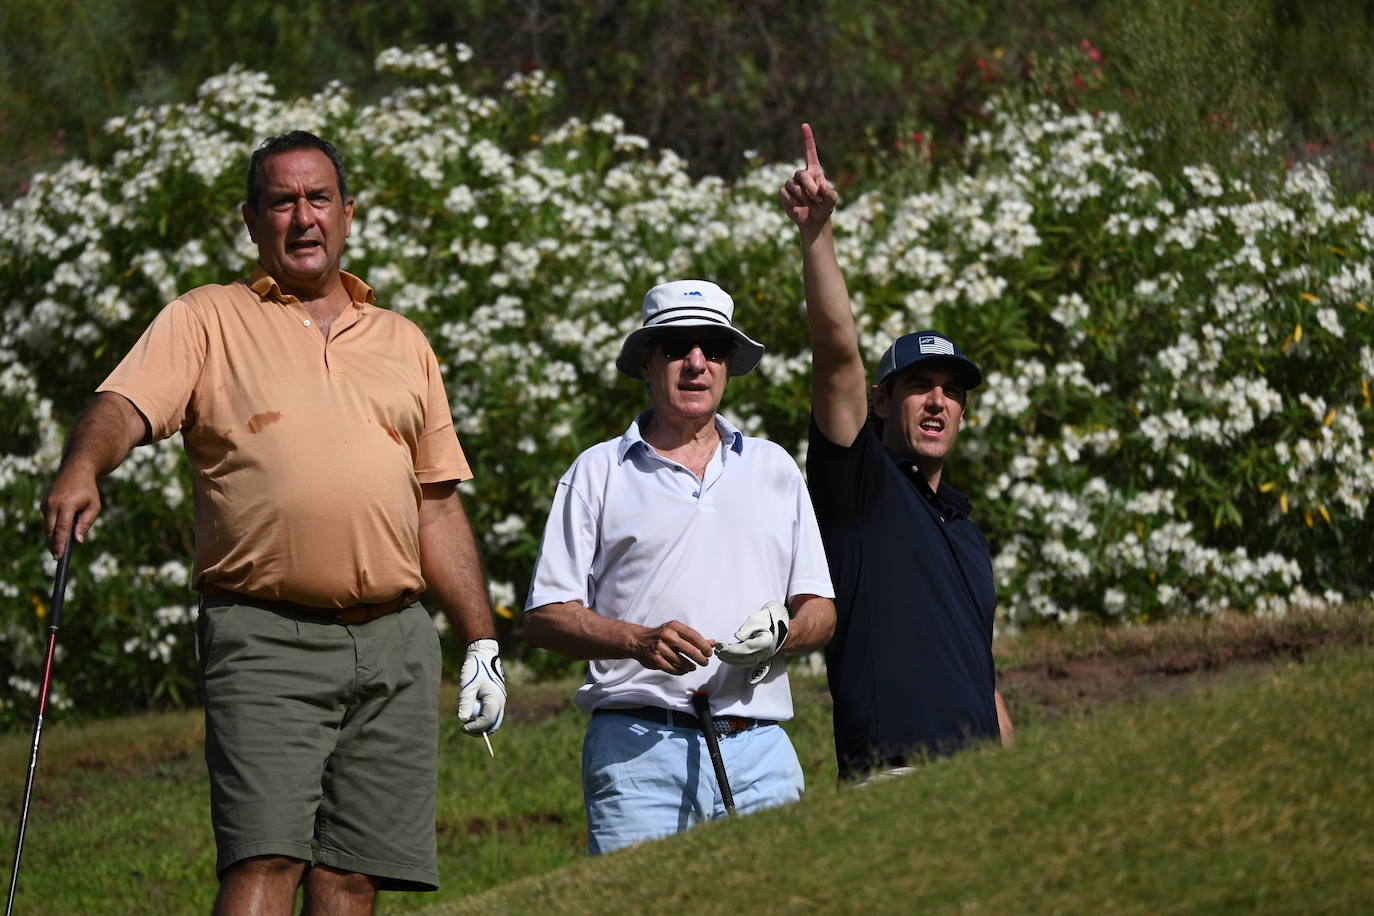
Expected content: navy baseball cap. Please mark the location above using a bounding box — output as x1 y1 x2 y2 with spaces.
876 330 983 390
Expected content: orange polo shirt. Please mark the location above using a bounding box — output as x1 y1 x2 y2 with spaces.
99 268 472 607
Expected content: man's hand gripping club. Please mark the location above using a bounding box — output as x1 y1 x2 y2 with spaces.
715 601 790 685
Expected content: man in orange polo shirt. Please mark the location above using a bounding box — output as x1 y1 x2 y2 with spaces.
41 131 505 912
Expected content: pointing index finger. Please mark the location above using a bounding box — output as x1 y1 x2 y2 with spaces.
802 122 821 171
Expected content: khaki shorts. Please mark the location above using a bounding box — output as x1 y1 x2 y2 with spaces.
197 597 442 890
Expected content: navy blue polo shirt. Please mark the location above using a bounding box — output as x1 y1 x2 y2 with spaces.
807 416 1000 779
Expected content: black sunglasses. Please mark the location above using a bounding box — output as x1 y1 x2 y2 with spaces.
657 336 735 363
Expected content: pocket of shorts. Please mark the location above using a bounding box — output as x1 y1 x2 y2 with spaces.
197 602 239 676
582 717 620 795
397 605 441 675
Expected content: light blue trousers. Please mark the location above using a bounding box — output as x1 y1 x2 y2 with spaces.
582 711 804 855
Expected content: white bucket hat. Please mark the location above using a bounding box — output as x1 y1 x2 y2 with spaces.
615 279 765 378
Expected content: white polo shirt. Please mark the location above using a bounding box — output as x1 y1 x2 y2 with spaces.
525 412 834 720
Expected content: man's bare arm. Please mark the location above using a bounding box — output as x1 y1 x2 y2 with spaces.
782 593 836 655
995 689 1015 746
42 391 149 557
780 123 869 447
525 600 715 676
417 482 497 644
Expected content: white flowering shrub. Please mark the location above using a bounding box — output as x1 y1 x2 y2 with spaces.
1 46 1371 726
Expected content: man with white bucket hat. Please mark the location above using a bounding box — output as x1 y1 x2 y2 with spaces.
525 279 836 854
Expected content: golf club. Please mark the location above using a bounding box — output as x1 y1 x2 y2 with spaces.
7 524 77 916
690 690 736 816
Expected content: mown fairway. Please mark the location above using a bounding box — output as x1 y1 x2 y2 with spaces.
2 620 1371 914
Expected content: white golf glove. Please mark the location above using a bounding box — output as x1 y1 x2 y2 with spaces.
458 638 507 735
715 601 790 685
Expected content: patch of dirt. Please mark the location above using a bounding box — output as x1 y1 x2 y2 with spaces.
496 610 1374 730
1000 630 1346 723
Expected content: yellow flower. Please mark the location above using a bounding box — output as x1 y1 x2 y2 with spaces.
493 604 516 620
1258 481 1276 493
1293 323 1303 343
32 594 46 621
1299 292 1319 303
1318 505 1332 525
1280 492 1289 514
1303 509 1314 528
1323 408 1337 427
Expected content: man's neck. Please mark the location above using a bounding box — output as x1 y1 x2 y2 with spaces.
915 460 942 493
272 270 352 321
641 410 722 481
880 426 944 491
641 410 719 452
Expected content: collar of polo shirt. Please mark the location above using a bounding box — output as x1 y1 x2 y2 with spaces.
248 266 377 308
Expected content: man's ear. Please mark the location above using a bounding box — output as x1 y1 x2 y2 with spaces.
241 204 257 242
870 382 890 419
638 339 654 379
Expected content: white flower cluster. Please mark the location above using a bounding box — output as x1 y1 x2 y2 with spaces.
375 43 474 79
1 52 1371 722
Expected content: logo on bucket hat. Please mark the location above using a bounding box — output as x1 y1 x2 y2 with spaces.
615 280 765 378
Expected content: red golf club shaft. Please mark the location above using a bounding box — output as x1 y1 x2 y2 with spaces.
7 526 76 915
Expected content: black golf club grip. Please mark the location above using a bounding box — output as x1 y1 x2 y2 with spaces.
691 691 737 815
47 525 77 633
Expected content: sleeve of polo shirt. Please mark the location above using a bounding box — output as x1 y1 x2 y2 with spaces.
524 477 599 611
787 466 836 601
96 298 207 442
414 344 473 484
805 414 886 525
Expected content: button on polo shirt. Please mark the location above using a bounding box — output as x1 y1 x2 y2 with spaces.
99 268 471 607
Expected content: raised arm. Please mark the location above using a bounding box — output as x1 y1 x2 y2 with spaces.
779 123 868 447
42 391 150 558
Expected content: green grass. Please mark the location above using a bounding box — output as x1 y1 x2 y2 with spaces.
448 643 1374 915
3 636 1371 913
0 710 213 909
0 685 602 913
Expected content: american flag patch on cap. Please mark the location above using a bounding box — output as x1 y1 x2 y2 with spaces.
918 335 955 355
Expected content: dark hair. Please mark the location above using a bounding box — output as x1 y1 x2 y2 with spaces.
244 131 349 211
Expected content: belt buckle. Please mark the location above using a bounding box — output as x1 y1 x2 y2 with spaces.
714 717 750 736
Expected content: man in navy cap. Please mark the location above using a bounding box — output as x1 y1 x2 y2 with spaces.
779 124 1013 781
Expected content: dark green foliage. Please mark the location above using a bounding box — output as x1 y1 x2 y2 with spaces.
6 0 1370 197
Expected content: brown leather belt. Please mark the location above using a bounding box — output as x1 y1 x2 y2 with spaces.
199 586 420 624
